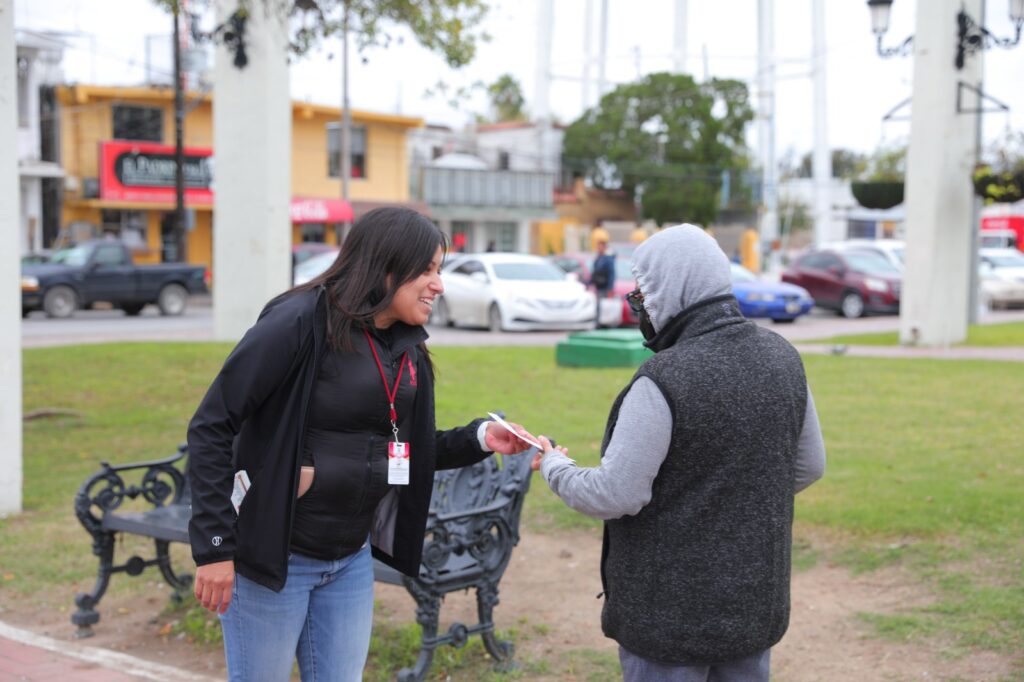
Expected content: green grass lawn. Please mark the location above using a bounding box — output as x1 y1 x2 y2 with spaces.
2 343 1023 672
803 320 1024 347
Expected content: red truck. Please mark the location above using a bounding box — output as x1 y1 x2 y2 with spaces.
980 214 1024 251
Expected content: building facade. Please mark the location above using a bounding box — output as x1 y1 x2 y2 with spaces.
407 121 563 253
56 84 423 267
15 30 64 255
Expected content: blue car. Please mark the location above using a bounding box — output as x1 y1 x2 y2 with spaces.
731 264 814 323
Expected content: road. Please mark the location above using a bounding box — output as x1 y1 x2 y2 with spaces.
20 298 1024 349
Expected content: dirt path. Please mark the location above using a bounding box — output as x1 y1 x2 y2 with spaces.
4 529 1016 681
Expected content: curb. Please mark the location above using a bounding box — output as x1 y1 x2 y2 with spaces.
0 620 220 682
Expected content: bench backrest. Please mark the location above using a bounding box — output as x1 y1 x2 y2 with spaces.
417 451 533 587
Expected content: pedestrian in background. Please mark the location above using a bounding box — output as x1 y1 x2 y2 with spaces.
590 239 616 328
533 224 826 682
187 207 534 682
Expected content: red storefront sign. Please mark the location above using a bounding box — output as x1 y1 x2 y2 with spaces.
289 197 354 223
99 141 214 205
99 141 354 222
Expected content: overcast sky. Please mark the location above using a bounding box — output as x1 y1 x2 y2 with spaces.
14 0 1024 160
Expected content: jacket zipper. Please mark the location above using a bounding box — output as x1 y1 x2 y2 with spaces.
355 434 375 514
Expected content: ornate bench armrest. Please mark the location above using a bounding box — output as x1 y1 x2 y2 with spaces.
74 444 189 536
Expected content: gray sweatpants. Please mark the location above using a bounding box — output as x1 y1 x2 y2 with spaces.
619 646 771 682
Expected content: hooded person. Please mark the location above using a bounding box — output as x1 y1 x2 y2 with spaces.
532 224 826 682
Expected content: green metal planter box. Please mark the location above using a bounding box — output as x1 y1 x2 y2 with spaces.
555 329 653 368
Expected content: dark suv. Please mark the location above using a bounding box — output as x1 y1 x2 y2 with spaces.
781 249 901 318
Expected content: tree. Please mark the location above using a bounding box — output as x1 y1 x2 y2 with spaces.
795 148 867 179
864 142 907 182
562 72 753 227
486 73 526 122
153 0 491 70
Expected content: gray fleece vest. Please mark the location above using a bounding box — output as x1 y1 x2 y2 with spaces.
600 297 808 666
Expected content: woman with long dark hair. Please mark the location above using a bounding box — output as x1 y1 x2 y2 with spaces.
187 207 534 681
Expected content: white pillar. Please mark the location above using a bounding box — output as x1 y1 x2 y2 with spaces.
0 0 24 515
899 0 982 346
212 2 292 340
673 0 688 74
811 0 831 247
757 0 778 269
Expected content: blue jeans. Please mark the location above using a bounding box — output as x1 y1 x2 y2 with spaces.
219 543 375 682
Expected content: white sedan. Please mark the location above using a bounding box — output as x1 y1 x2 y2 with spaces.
435 253 597 332
980 248 1024 309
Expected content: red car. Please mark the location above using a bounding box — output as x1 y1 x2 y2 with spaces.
549 253 639 326
781 248 901 318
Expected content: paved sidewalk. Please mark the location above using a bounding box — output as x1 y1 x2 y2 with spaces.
795 343 1024 362
0 621 217 682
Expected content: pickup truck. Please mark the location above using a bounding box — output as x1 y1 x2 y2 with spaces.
21 240 208 318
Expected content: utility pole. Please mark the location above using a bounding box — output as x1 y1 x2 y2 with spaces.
596 0 609 100
967 2 985 325
172 0 187 262
338 1 352 244
757 0 778 272
582 0 593 109
811 0 831 247
673 0 688 74
535 0 554 171
0 0 23 515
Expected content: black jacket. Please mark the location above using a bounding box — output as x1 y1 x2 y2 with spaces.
187 287 490 590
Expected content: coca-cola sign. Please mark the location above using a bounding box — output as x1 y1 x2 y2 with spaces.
289 197 354 223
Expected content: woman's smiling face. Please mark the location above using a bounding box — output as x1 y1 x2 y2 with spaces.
374 246 445 328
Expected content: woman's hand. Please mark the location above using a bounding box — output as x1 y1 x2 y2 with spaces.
532 435 569 471
194 560 235 614
484 420 537 455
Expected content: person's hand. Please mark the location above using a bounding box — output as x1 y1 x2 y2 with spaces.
194 560 234 614
484 420 537 455
532 435 569 471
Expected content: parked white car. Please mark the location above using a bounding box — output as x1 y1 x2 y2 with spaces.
979 248 1024 309
293 249 339 286
435 253 596 332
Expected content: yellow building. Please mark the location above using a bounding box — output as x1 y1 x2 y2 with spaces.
56 84 424 267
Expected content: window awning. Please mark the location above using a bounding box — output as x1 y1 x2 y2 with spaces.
290 197 354 223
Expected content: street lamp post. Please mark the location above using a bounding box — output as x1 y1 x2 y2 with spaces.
866 0 1023 345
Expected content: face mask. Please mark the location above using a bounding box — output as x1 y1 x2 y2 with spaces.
639 307 657 341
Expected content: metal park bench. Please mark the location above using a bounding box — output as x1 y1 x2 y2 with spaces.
72 440 535 681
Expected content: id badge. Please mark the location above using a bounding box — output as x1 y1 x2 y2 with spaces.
388 441 411 485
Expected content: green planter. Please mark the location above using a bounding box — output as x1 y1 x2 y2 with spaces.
851 181 905 210
972 166 1024 204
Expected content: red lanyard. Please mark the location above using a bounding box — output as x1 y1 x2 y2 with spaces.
363 329 408 427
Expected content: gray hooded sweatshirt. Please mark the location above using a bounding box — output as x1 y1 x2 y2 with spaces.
541 224 825 519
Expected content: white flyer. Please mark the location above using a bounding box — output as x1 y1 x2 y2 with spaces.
231 469 251 514
486 412 543 449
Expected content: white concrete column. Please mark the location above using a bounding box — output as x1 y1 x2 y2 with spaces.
0 0 24 515
899 0 982 346
212 1 292 340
